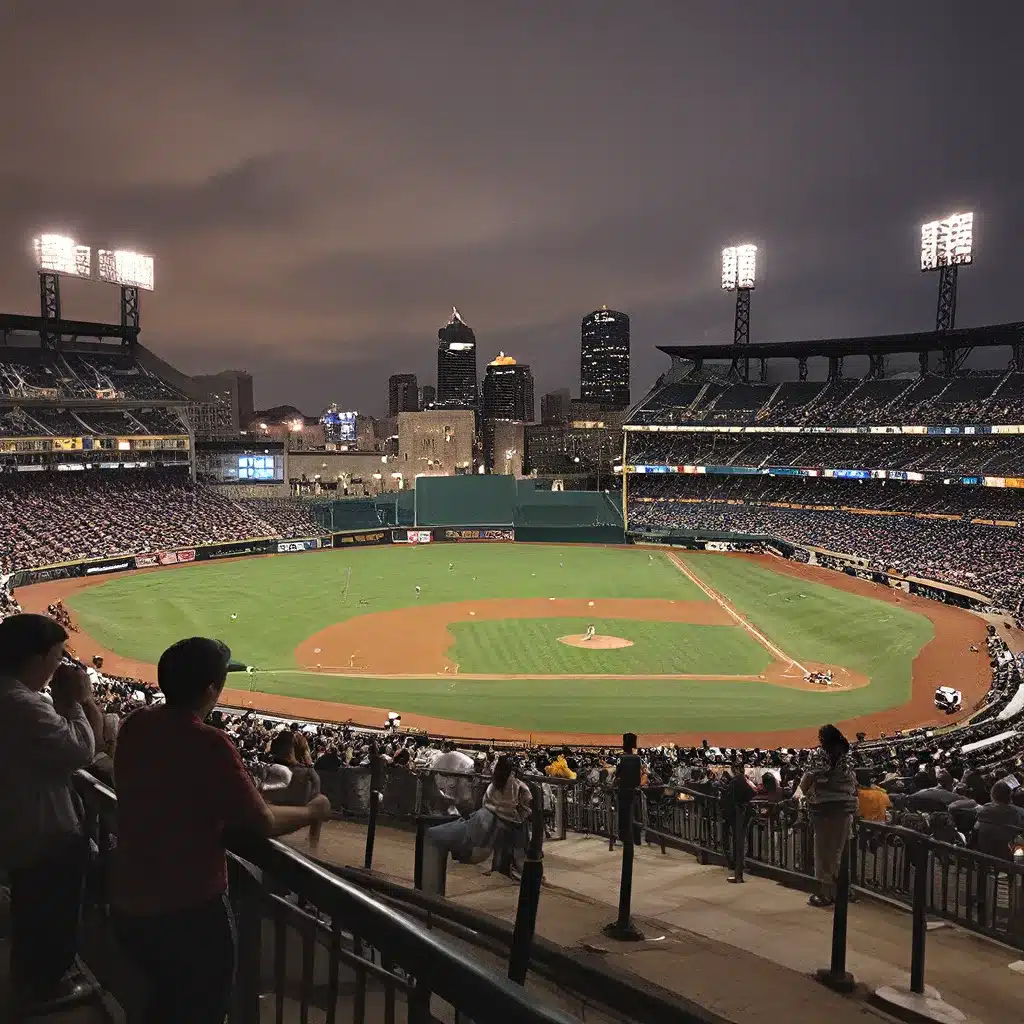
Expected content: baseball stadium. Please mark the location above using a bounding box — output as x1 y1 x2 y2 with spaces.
3 293 1024 1021
13 476 993 748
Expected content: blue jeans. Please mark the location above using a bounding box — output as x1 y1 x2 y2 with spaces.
422 808 498 894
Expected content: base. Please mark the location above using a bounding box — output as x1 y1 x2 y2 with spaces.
815 967 856 994
871 985 965 1024
602 920 645 942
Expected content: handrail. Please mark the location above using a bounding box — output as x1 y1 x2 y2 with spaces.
73 770 578 1024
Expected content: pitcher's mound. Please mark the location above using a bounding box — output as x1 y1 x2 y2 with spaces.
559 634 634 650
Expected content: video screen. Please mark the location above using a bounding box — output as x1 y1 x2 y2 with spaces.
238 455 277 480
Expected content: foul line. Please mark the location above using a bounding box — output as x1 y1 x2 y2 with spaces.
669 553 810 677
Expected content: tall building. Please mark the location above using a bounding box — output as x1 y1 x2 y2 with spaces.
436 307 478 410
482 353 534 423
388 374 419 416
419 384 436 409
541 388 571 425
580 306 630 409
189 369 255 437
482 352 534 471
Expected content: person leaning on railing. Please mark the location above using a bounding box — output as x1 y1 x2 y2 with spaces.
108 637 333 1024
797 724 858 909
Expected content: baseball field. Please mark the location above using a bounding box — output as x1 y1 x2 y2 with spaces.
21 544 991 746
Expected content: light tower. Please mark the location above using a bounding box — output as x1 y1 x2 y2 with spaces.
32 233 154 348
32 234 91 349
920 212 973 331
722 244 757 378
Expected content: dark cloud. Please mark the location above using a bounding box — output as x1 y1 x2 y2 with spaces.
1 0 1022 415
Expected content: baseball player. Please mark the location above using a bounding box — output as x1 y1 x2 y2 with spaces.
415 585 421 598
583 624 596 642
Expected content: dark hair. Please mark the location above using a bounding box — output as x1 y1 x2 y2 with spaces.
991 781 1012 804
818 723 850 767
157 637 231 708
270 730 296 763
492 755 514 789
0 613 67 672
762 772 778 792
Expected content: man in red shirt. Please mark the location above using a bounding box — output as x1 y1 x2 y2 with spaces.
111 637 332 1024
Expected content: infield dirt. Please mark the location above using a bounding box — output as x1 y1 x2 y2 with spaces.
17 551 991 748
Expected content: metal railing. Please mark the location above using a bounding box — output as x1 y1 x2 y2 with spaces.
74 771 578 1023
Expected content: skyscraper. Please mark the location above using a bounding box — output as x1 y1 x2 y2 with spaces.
388 373 419 417
482 352 534 471
436 307 478 410
419 384 436 409
580 306 630 409
540 388 571 425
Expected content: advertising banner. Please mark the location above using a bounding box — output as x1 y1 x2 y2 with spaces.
336 530 389 547
277 539 320 553
177 549 196 562
85 559 132 576
392 529 432 545
134 553 159 568
439 528 515 542
202 540 271 560
158 551 179 565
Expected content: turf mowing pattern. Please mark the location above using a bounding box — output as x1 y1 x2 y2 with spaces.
67 545 934 734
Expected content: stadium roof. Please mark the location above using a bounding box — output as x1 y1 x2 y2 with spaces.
658 322 1024 362
0 312 134 343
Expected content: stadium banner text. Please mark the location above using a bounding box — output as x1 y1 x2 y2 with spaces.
438 528 515 542
276 538 325 553
333 530 390 547
624 423 1024 435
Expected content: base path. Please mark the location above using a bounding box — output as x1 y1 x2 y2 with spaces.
15 550 992 748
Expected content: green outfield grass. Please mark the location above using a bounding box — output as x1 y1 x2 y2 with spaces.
64 544 937 735
447 618 771 676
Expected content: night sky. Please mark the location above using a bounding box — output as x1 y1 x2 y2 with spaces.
3 1 1022 416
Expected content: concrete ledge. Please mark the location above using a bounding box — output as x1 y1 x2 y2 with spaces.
871 985 966 1024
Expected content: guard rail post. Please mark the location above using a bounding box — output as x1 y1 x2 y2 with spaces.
364 753 381 871
603 787 644 941
508 783 546 985
910 833 928 995
815 838 856 993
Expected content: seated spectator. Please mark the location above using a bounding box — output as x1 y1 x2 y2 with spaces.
0 615 101 1014
109 637 332 1024
972 781 1024 860
856 769 892 822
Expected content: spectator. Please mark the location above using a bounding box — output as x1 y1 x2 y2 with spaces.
483 755 533 878
0 615 101 1014
109 637 332 1024
856 769 892 822
972 781 1024 860
799 724 858 908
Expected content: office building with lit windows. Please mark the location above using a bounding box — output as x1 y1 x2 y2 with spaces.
482 352 534 470
580 306 630 409
388 373 419 416
435 307 478 410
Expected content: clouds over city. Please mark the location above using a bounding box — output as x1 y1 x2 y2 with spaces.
2 0 1022 413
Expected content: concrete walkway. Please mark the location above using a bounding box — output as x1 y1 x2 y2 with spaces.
291 821 1022 1023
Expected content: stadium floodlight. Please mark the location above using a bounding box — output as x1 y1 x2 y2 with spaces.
722 244 756 291
97 249 155 291
920 212 973 271
33 234 91 278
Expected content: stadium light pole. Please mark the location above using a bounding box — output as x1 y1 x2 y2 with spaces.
32 234 92 350
98 248 156 340
722 244 757 380
920 212 973 331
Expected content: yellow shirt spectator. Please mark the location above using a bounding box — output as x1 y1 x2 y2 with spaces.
544 754 577 780
857 784 891 822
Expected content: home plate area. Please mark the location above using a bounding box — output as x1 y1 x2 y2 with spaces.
558 634 634 649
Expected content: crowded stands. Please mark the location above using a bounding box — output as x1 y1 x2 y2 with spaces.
0 470 321 573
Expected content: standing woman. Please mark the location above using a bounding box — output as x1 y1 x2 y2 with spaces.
483 756 533 878
798 724 858 907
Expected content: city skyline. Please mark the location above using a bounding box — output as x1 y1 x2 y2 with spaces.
3 2 1023 417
